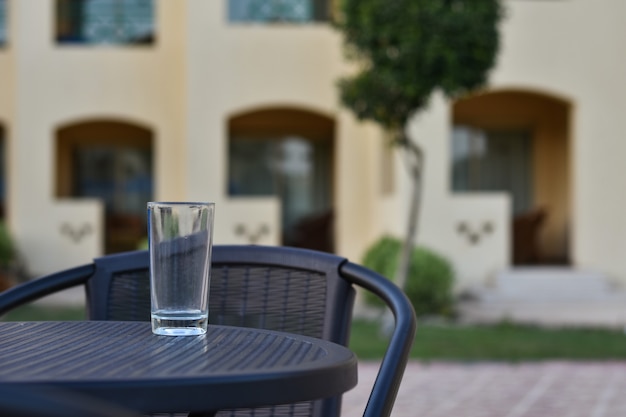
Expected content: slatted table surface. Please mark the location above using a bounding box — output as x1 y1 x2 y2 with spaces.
0 321 357 414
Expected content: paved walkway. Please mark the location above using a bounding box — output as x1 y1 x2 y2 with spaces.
342 361 626 417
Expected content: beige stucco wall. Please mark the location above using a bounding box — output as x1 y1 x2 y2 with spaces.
0 52 11 125
184 1 382 262
7 1 187 274
3 0 626 289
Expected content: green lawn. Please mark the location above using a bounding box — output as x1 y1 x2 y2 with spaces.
4 306 626 362
349 319 626 361
0 304 86 321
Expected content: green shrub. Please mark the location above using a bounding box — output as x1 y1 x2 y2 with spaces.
137 237 148 250
362 236 454 317
0 221 15 269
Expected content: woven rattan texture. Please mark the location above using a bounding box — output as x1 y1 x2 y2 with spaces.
107 269 151 321
210 265 327 338
107 265 328 339
216 403 314 417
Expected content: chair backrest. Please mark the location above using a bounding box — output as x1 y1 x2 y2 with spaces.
0 384 141 417
86 245 357 417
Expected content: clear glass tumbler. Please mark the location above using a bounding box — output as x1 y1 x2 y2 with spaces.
148 202 215 336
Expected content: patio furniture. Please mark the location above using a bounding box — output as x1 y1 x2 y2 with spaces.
513 207 547 265
0 321 356 416
0 384 142 417
0 245 417 417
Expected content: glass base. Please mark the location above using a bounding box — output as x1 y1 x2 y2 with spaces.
151 312 208 336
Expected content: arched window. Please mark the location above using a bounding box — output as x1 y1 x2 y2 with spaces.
229 107 335 252
56 120 153 253
452 90 571 265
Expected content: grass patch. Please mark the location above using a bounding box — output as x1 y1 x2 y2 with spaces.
0 304 86 321
350 319 626 361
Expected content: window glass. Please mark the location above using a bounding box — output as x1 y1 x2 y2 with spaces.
452 125 533 215
57 121 153 254
56 0 154 45
73 146 152 253
229 135 333 247
73 147 152 216
228 0 328 23
0 0 6 47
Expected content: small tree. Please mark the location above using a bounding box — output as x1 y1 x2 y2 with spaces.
335 0 504 292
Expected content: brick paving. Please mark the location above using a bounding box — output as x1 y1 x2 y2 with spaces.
342 361 626 417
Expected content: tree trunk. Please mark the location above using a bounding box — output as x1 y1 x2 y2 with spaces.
394 134 424 292
381 133 423 334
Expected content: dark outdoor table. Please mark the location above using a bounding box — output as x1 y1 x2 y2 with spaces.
0 321 358 414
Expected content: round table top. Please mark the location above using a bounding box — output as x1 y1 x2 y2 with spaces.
0 321 358 414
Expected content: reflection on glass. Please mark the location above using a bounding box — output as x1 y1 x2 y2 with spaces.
229 136 332 248
56 0 154 45
452 125 533 215
228 0 328 23
0 0 6 46
73 146 153 253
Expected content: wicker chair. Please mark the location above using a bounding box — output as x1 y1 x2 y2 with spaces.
0 245 416 417
0 384 141 417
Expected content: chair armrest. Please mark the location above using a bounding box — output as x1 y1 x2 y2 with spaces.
0 264 95 316
341 262 417 417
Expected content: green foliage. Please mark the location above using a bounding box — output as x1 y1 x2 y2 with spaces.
349 319 626 361
138 237 148 250
335 0 504 132
362 236 454 316
0 221 15 269
0 305 86 322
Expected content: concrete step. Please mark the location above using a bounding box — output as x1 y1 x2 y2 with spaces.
459 268 626 328
457 297 626 328
489 267 619 301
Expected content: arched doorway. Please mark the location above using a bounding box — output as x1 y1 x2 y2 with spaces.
56 120 153 254
228 107 335 252
452 90 571 265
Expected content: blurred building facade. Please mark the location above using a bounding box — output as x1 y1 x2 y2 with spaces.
0 1 624 293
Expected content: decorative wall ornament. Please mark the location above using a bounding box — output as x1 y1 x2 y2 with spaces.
235 223 270 244
456 221 494 245
60 223 93 244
